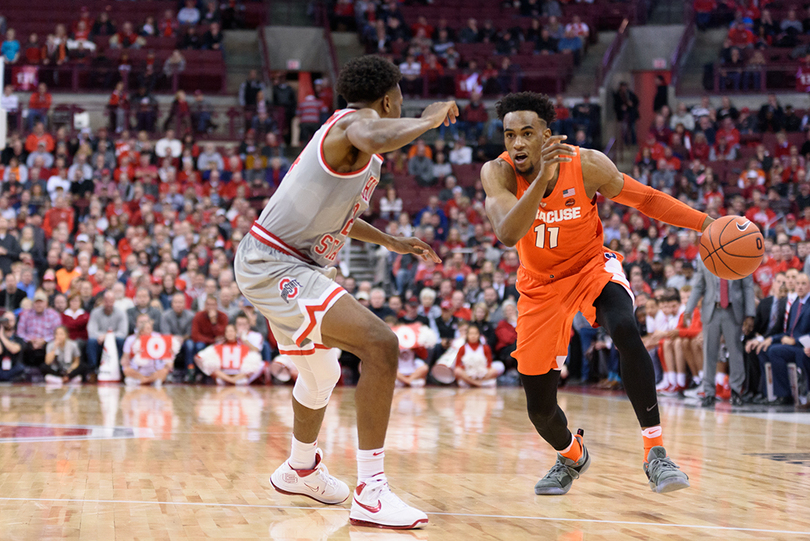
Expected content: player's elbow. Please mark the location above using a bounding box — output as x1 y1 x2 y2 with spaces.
495 226 518 248
499 235 518 248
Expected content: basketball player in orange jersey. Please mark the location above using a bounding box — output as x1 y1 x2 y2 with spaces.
482 92 714 495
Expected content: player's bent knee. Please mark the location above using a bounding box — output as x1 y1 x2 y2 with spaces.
291 348 341 410
609 316 641 345
362 328 399 371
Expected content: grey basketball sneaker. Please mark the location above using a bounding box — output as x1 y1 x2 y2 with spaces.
535 430 591 495
644 446 690 493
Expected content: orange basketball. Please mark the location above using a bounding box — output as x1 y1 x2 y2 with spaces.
698 215 764 279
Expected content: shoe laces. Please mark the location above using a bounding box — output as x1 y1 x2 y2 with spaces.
313 463 338 490
546 458 580 481
361 478 407 509
648 456 680 478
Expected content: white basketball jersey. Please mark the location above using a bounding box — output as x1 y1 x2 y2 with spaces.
251 109 382 267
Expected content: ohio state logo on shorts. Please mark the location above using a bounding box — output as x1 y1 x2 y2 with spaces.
279 277 302 303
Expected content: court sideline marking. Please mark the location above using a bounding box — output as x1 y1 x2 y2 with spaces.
0 497 807 535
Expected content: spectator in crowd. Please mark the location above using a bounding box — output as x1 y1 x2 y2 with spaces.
191 90 215 134
1 28 20 64
1 85 19 132
239 69 265 112
86 290 128 370
454 324 503 387
163 50 187 79
42 325 89 384
0 311 25 382
161 291 195 372
408 141 436 187
191 294 227 354
156 129 182 158
449 136 472 165
177 0 201 26
197 143 224 171
0 273 26 313
458 18 479 44
203 22 223 50
379 187 403 222
614 82 639 145
297 94 327 145
398 54 422 97
557 28 583 64
756 272 810 405
121 313 171 386
745 272 786 402
0 217 21 276
62 292 89 346
26 119 54 153
126 287 162 334
17 290 61 368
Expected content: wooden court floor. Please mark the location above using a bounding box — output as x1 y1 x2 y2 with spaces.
0 384 807 540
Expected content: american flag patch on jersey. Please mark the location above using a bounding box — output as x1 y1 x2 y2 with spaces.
562 188 575 197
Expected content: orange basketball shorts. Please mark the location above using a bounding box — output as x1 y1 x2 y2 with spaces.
513 252 634 376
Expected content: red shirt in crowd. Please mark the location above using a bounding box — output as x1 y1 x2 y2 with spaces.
43 206 75 237
745 206 776 229
728 26 755 47
297 95 326 124
29 92 52 112
715 127 740 148
191 309 229 345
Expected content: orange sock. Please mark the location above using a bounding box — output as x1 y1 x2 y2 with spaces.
560 434 583 462
642 426 664 462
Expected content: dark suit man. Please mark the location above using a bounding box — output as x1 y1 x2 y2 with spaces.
684 258 756 407
744 272 787 398
757 272 810 404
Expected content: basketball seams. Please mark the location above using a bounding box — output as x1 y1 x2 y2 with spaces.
705 251 719 276
705 226 763 259
700 216 763 279
717 252 748 280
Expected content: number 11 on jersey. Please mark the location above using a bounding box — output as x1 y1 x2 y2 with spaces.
534 223 559 249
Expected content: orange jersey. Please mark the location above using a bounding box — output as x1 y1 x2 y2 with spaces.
499 148 605 285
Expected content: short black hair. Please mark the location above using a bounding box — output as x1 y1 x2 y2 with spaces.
336 55 402 104
495 92 556 124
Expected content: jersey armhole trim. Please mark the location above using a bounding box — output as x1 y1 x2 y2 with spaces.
318 110 383 178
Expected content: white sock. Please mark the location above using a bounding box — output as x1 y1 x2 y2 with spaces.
715 372 724 385
357 448 385 483
288 437 317 470
665 371 676 386
676 373 687 387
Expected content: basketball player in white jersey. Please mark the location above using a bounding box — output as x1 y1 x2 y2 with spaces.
234 56 457 529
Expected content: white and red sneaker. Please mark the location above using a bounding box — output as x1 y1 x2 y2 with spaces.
350 476 428 529
270 449 350 504
658 383 682 396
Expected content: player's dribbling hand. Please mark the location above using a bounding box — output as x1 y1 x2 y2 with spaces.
421 101 460 128
388 236 441 263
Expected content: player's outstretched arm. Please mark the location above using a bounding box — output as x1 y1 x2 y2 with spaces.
345 101 459 155
348 218 440 263
582 149 713 232
483 135 575 247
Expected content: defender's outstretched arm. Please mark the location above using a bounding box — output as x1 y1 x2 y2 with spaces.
345 102 459 155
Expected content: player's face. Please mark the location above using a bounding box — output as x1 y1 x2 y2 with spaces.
383 85 403 119
503 111 550 177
